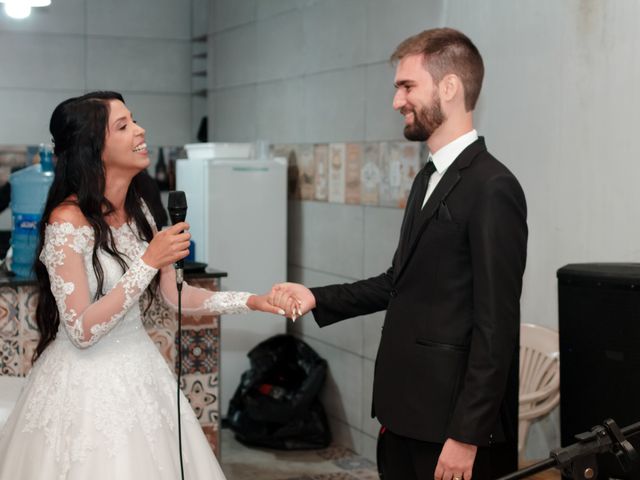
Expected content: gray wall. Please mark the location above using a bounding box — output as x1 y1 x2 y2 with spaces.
0 0 207 229
208 0 640 462
0 0 203 147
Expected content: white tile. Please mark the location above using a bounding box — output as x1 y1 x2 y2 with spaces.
0 0 85 35
288 200 364 279
0 33 85 90
362 310 384 361
192 0 210 38
256 9 305 82
213 23 257 87
361 358 380 438
206 34 217 91
304 337 363 430
326 415 363 453
0 89 71 144
212 0 256 32
288 266 364 356
257 0 308 20
86 37 191 93
209 85 257 142
303 68 366 143
191 95 208 141
365 0 445 64
361 433 378 463
302 0 367 74
364 62 404 141
362 205 404 277
256 78 305 144
124 93 192 146
86 0 190 39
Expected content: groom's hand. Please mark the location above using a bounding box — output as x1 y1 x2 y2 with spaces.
269 282 316 320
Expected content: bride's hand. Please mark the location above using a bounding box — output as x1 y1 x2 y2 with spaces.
141 222 191 269
247 293 299 317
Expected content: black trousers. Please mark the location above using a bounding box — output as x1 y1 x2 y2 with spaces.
377 427 517 480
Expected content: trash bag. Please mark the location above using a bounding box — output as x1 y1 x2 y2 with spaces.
227 334 332 449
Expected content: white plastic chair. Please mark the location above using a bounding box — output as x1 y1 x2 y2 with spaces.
519 323 560 455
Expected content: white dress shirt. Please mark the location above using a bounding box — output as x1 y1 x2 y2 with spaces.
422 129 479 208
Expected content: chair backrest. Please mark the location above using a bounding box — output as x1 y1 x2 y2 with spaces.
519 323 560 417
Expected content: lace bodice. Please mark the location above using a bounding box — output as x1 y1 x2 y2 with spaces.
39 202 252 349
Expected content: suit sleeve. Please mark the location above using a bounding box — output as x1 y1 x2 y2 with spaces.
446 173 527 446
311 264 394 327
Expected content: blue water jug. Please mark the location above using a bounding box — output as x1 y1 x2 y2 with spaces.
9 145 54 277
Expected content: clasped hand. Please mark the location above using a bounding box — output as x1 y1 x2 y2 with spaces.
245 282 317 320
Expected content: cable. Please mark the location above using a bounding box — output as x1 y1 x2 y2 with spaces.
176 281 185 480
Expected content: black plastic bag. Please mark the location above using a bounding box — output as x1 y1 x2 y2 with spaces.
227 334 332 449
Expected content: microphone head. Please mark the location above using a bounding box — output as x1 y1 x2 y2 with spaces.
167 190 187 225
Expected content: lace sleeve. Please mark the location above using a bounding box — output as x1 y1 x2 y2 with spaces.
158 265 252 315
40 223 158 349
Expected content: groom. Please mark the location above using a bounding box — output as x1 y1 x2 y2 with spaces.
272 28 527 480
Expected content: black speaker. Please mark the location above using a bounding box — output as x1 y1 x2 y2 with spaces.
558 263 640 479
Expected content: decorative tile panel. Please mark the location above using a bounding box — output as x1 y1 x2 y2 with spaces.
0 336 20 376
275 140 423 209
180 372 219 425
0 287 19 337
176 327 218 375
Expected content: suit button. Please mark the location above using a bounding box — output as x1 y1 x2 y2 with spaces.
390 289 397 298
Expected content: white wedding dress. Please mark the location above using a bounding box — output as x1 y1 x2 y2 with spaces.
0 203 251 479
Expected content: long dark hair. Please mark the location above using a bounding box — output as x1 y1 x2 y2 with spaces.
34 91 158 360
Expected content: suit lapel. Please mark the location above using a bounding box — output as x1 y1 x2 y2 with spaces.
394 137 487 282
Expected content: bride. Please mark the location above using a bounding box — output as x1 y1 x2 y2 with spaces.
0 91 295 479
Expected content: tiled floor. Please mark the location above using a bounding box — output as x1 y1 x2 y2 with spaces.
219 428 561 480
219 428 378 480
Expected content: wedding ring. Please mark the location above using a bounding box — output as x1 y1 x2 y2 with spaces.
453 476 462 480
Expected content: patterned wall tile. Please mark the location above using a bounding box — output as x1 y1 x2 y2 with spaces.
296 144 316 201
361 143 382 206
176 327 218 374
314 144 329 202
20 336 37 375
141 295 177 330
179 372 219 424
0 337 21 376
397 141 420 210
0 287 19 337
345 143 362 205
181 279 219 328
17 286 38 335
147 327 176 371
181 313 217 328
201 424 219 457
328 143 346 203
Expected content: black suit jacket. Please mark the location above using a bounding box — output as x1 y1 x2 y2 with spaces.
311 138 527 454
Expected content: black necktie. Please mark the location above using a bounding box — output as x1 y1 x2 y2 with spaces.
405 160 437 245
417 160 437 212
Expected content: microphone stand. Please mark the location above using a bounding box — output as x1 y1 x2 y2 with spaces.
176 270 185 480
497 419 640 480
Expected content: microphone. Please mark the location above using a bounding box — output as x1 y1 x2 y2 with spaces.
167 190 188 287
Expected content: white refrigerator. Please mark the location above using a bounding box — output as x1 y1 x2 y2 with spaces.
176 143 287 415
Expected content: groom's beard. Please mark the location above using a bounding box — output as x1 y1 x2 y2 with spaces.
403 92 445 142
